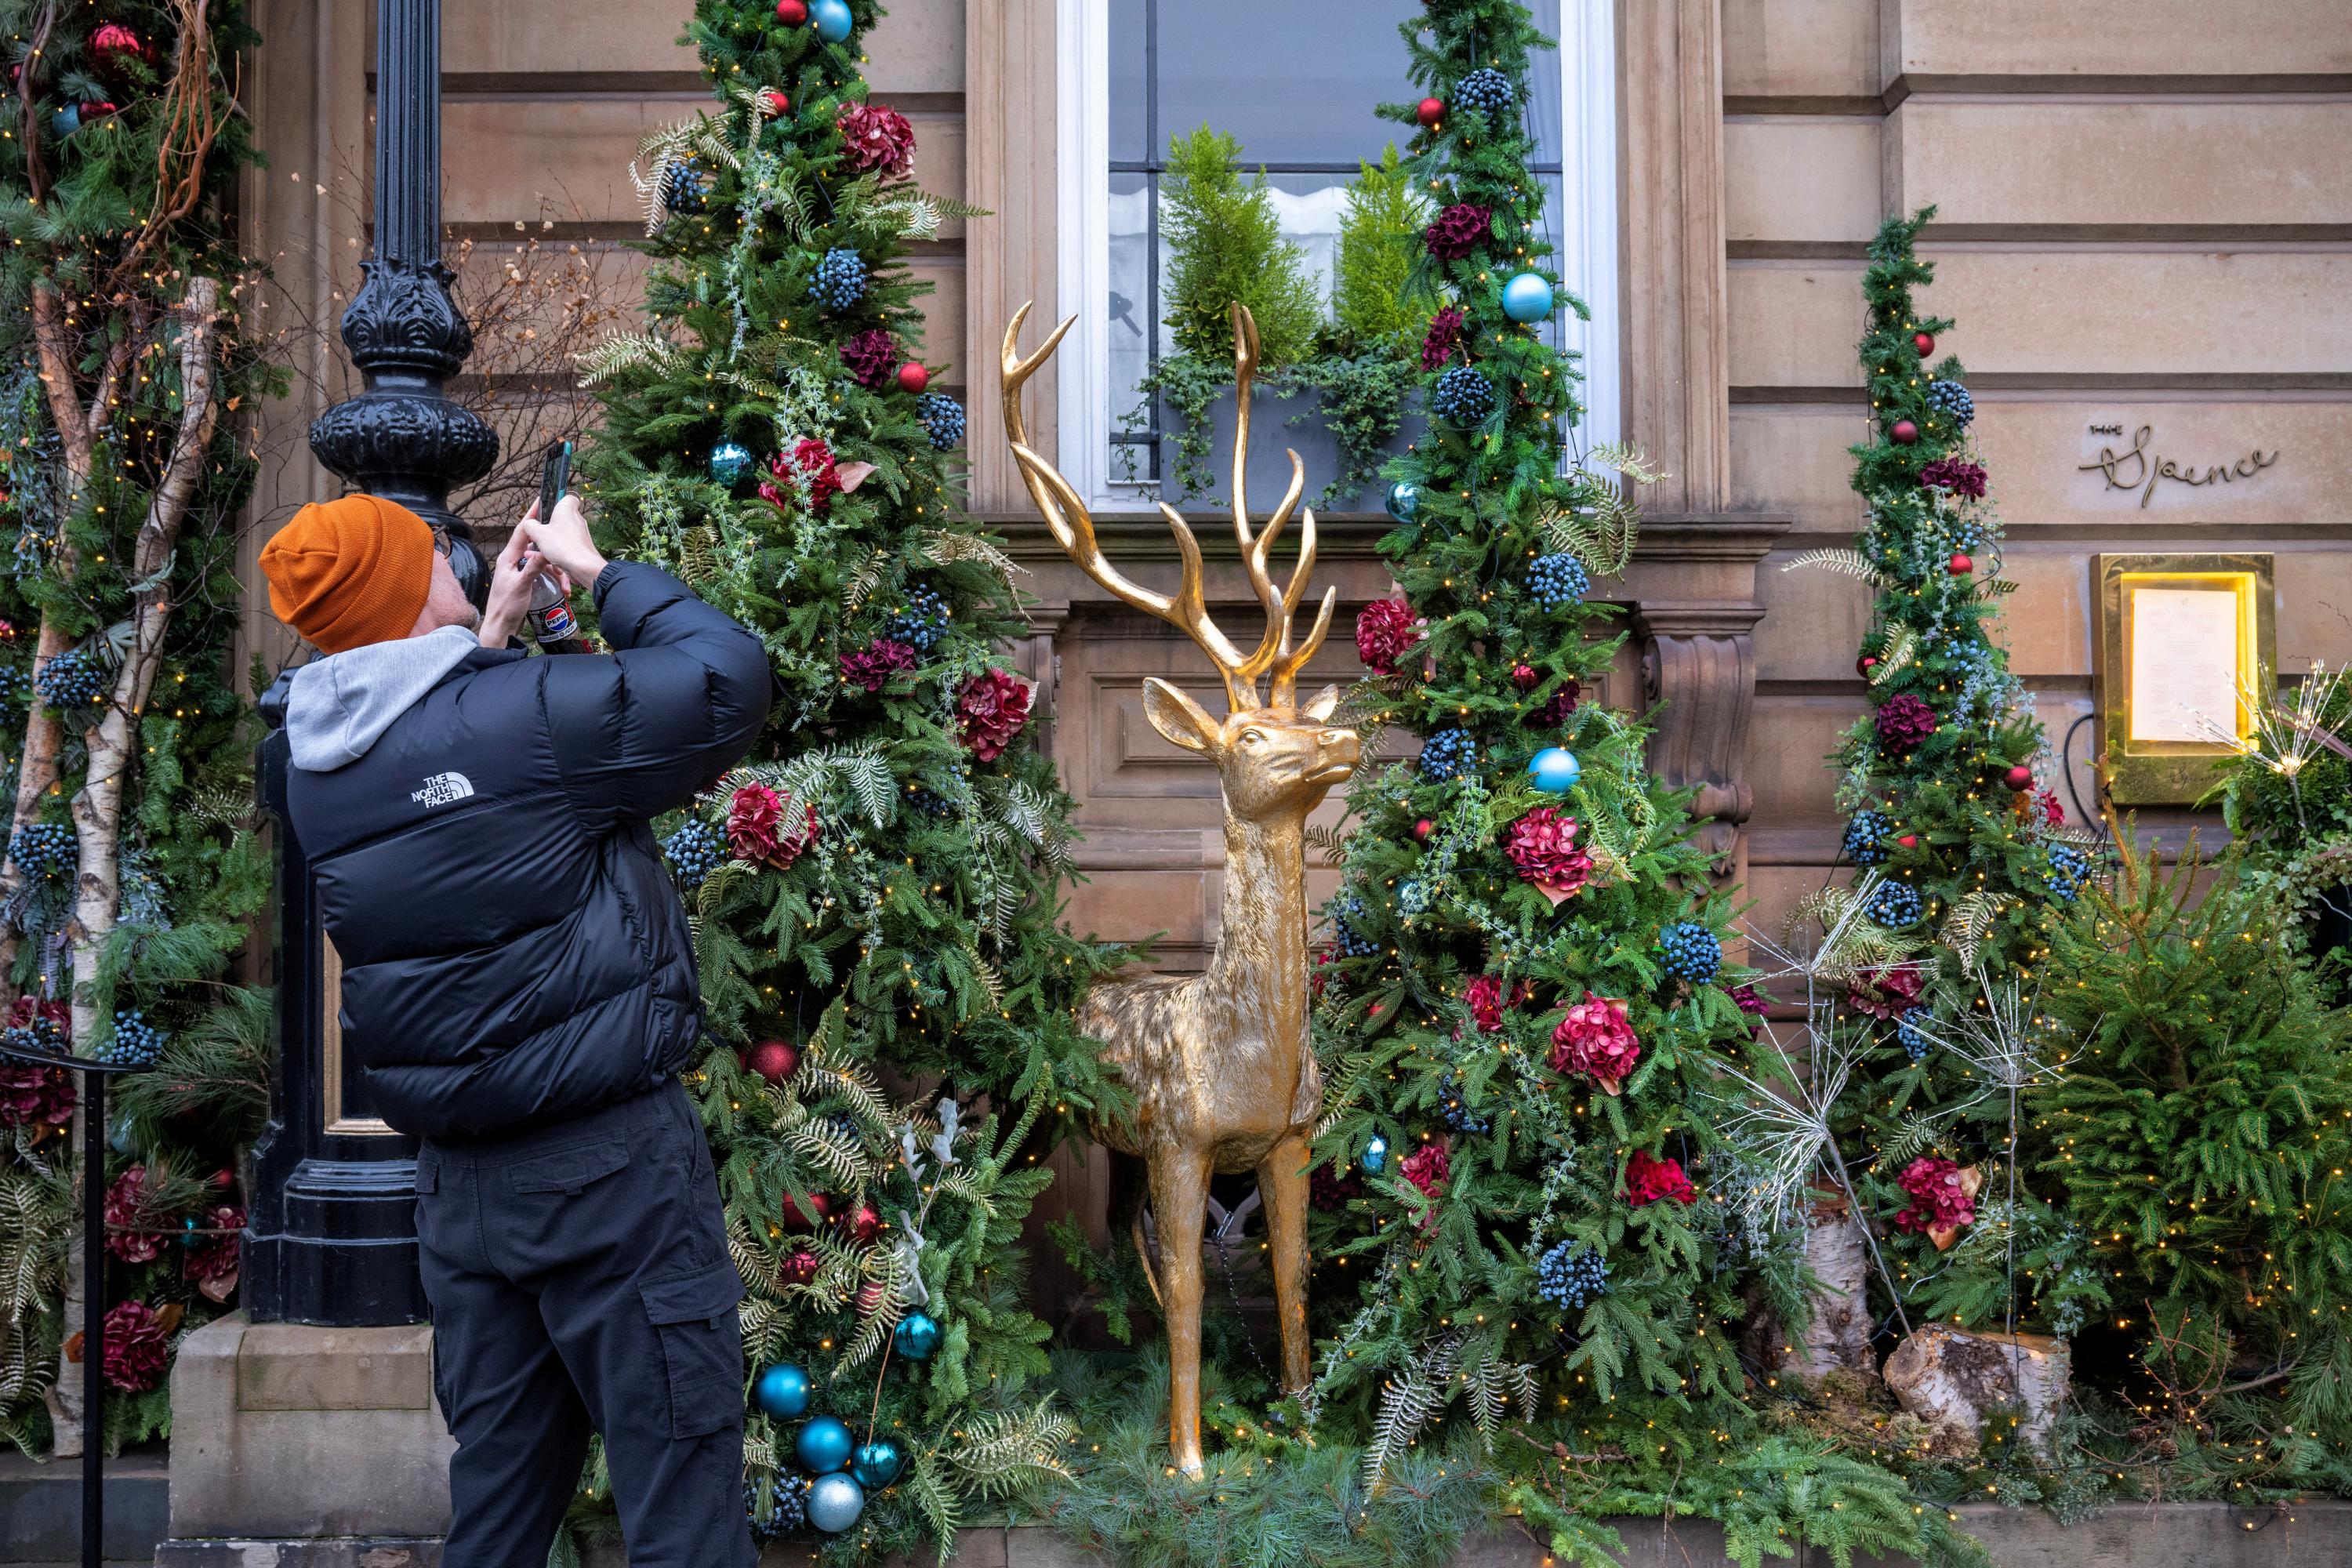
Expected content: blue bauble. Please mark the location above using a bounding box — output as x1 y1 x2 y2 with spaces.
806 1472 864 1534
708 441 754 488
850 1437 906 1490
1528 747 1582 793
891 1311 942 1361
1385 481 1419 522
753 1363 812 1420
1362 1134 1388 1174
1501 272 1554 324
51 105 81 138
796 1415 855 1474
810 0 853 42
109 1118 139 1157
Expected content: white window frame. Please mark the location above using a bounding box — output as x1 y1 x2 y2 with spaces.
1054 0 1621 513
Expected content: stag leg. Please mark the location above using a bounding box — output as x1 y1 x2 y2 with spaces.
1257 1131 1313 1395
1147 1145 1213 1477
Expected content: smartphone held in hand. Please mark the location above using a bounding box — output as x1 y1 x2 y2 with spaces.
528 441 593 654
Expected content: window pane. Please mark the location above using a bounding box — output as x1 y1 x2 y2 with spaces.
1152 0 1421 165
1523 0 1563 166
1109 0 1149 164
1108 170 1157 480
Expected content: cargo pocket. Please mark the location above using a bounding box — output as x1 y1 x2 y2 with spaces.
507 1138 630 1196
640 1263 746 1439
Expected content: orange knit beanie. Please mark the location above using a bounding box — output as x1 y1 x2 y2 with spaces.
260 494 437 654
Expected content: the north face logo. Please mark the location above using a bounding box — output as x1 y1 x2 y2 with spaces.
412 771 475 808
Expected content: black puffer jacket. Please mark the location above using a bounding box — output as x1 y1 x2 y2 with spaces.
263 563 771 1141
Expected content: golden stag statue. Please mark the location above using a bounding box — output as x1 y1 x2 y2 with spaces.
1002 301 1359 1475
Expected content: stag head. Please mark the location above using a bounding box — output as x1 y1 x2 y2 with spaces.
1002 302 1359 822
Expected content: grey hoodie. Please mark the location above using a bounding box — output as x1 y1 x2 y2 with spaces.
281 625 482 772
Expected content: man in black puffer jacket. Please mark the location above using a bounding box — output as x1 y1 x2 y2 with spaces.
258 490 768 1568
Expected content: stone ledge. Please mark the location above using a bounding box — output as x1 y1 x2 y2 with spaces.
151 1540 441 1568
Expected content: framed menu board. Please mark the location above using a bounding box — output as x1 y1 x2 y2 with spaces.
2092 554 2276 804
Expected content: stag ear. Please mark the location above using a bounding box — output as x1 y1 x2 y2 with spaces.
1303 684 1341 721
1142 677 1220 754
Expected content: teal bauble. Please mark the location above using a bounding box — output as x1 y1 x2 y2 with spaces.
1528 747 1582 793
805 1472 865 1533
51 105 81 138
708 441 754 488
109 1118 139 1157
1363 1134 1388 1174
810 0 853 42
1384 481 1419 522
795 1415 854 1474
753 1363 811 1420
850 1437 906 1490
891 1311 942 1361
1501 271 1555 324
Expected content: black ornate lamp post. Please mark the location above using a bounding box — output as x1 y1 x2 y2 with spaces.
244 0 495 1326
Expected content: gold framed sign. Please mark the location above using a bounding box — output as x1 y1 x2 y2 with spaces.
321 935 396 1135
2092 553 2276 804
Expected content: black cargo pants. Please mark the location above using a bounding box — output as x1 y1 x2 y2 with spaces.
416 1081 757 1568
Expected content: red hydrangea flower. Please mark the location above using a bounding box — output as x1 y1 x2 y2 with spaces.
1465 973 1527 1033
0 1061 73 1129
1624 1150 1697 1207
101 1300 172 1392
956 668 1032 761
1533 680 1581 729
1549 993 1640 1094
1729 983 1772 1037
1421 305 1465 371
2036 787 2065 826
1918 457 1987 499
1846 964 1926 1022
840 637 917 693
1875 693 1937 751
1353 598 1422 675
1424 202 1491 260
836 101 917 177
186 1206 245 1298
1505 807 1594 904
103 1167 165 1264
1309 1163 1362 1211
760 438 844 514
1400 1142 1449 1199
728 782 821 868
1893 1157 1977 1236
838 328 900 389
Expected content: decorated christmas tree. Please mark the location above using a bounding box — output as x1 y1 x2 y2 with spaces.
571 0 1121 1550
0 0 275 1453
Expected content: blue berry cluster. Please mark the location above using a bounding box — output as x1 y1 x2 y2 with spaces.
1897 1011 1932 1063
662 820 724 887
808 248 867 311
9 823 75 878
101 1009 168 1067
1657 921 1722 985
662 159 713 216
1437 1069 1491 1135
1526 553 1589 611
1330 898 1379 958
916 393 966 451
0 665 26 706
1452 67 1515 116
1432 366 1494 425
906 786 960 819
1866 880 1925 928
1 1013 63 1058
887 586 950 651
35 650 107 710
1536 1240 1610 1311
1842 810 1894 866
1418 727 1479 782
2045 844 2093 902
747 1473 808 1539
1924 379 1975 427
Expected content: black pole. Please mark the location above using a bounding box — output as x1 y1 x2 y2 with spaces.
80 1067 102 1568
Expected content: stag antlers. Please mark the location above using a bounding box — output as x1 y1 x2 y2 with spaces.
1001 302 1337 712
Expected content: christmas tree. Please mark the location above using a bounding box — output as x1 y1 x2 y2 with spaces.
569 0 1124 1551
0 0 275 1453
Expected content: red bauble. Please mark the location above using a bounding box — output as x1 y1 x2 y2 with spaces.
1890 419 1920 445
742 1038 800 1083
1896 833 1918 849
1947 553 1974 575
843 1203 883 1243
89 23 142 69
1413 818 1435 842
1913 332 1936 357
212 1169 235 1190
1415 97 1446 129
1510 662 1540 691
896 361 930 395
779 1248 819 1286
856 1280 889 1318
2004 764 2034 792
780 1191 833 1231
1857 655 1878 677
762 89 790 117
776 0 809 22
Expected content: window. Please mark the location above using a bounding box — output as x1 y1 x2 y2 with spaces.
1057 0 1617 510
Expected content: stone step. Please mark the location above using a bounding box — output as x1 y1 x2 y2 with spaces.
0 1446 169 1568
